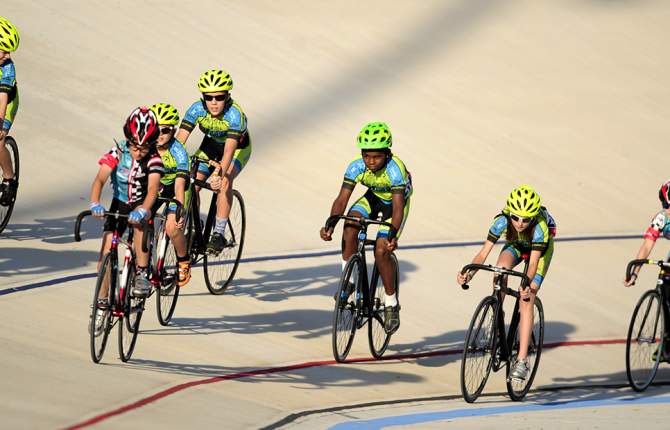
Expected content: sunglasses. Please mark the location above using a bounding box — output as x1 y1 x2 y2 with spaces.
160 126 174 135
203 94 228 102
510 214 532 223
128 143 149 151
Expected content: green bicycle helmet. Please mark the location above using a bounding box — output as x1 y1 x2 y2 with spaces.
197 69 233 93
505 185 542 218
150 103 180 126
0 16 20 52
357 122 392 150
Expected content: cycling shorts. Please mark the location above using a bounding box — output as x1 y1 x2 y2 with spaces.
194 135 252 177
348 189 410 239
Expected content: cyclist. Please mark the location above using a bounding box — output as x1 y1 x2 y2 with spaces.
456 185 556 380
0 16 20 207
150 103 192 287
320 122 412 334
623 180 670 361
175 68 251 254
90 107 164 300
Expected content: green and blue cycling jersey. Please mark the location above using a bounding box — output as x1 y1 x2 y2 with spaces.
159 138 190 186
0 59 19 130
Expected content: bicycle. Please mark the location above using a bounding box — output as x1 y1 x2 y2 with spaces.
459 262 544 402
183 157 246 295
148 197 185 326
325 215 400 363
624 259 670 392
0 135 19 234
75 210 152 363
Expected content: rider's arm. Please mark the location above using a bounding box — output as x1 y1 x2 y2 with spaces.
330 184 354 217
139 172 161 213
472 240 496 265
525 249 542 289
219 137 238 175
0 92 8 124
175 128 191 146
90 164 113 204
630 238 655 279
390 191 405 234
174 176 186 206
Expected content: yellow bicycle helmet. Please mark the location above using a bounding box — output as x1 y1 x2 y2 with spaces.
505 185 541 218
197 69 233 93
0 16 20 52
357 122 392 150
150 103 180 126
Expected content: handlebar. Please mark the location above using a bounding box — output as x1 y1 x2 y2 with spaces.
625 259 670 284
459 263 532 301
324 214 397 241
191 157 223 192
74 210 149 251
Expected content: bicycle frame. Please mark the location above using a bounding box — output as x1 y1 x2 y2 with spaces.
184 157 222 263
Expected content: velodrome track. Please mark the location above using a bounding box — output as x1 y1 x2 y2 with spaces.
3 1 670 428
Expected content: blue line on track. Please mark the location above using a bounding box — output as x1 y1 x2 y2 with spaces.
329 394 670 429
0 233 640 297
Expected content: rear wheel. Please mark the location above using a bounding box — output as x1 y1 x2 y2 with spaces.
118 270 144 362
332 255 362 362
626 290 664 392
0 136 20 234
153 219 180 325
507 298 544 401
89 253 113 363
461 296 497 403
368 253 399 358
204 190 246 294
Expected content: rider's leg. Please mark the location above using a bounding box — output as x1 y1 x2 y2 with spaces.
0 135 13 179
375 238 396 296
97 232 114 298
166 210 191 286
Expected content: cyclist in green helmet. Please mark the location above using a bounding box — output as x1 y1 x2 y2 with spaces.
150 103 192 287
0 16 20 207
320 122 412 334
457 185 557 381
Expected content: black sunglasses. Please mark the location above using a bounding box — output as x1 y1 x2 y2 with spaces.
159 126 174 135
203 94 228 102
510 214 532 223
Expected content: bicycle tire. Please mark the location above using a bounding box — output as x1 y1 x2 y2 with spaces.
204 189 246 295
368 253 399 358
461 296 497 403
507 297 544 401
0 136 20 234
118 270 144 362
332 254 362 362
89 253 113 363
626 289 664 392
154 218 180 325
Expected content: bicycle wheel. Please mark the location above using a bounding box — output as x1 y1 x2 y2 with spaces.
507 297 544 401
118 270 144 362
204 189 246 294
332 254 363 362
368 253 399 358
154 219 180 325
626 290 664 392
0 136 19 234
461 296 497 403
89 253 113 363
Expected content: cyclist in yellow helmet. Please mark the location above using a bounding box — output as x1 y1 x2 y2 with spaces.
320 122 412 334
0 16 20 207
175 68 251 254
150 103 192 287
457 185 557 380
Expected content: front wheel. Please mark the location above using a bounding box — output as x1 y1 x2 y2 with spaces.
118 271 144 362
332 254 363 362
626 290 664 392
153 220 180 325
461 296 497 403
204 189 246 295
89 253 113 363
368 253 399 359
0 136 20 234
506 297 544 401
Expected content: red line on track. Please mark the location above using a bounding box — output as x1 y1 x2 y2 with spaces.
63 338 627 429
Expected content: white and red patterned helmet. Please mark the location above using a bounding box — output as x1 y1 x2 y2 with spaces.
123 107 160 147
659 180 670 209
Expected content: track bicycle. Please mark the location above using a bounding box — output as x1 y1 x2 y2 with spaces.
459 261 544 402
325 214 400 362
185 157 246 295
0 135 19 234
624 259 670 391
75 210 152 363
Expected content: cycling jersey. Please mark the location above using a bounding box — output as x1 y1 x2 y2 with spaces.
179 98 249 147
0 59 19 130
487 207 557 253
158 138 190 186
342 155 412 202
645 211 670 241
98 140 164 204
